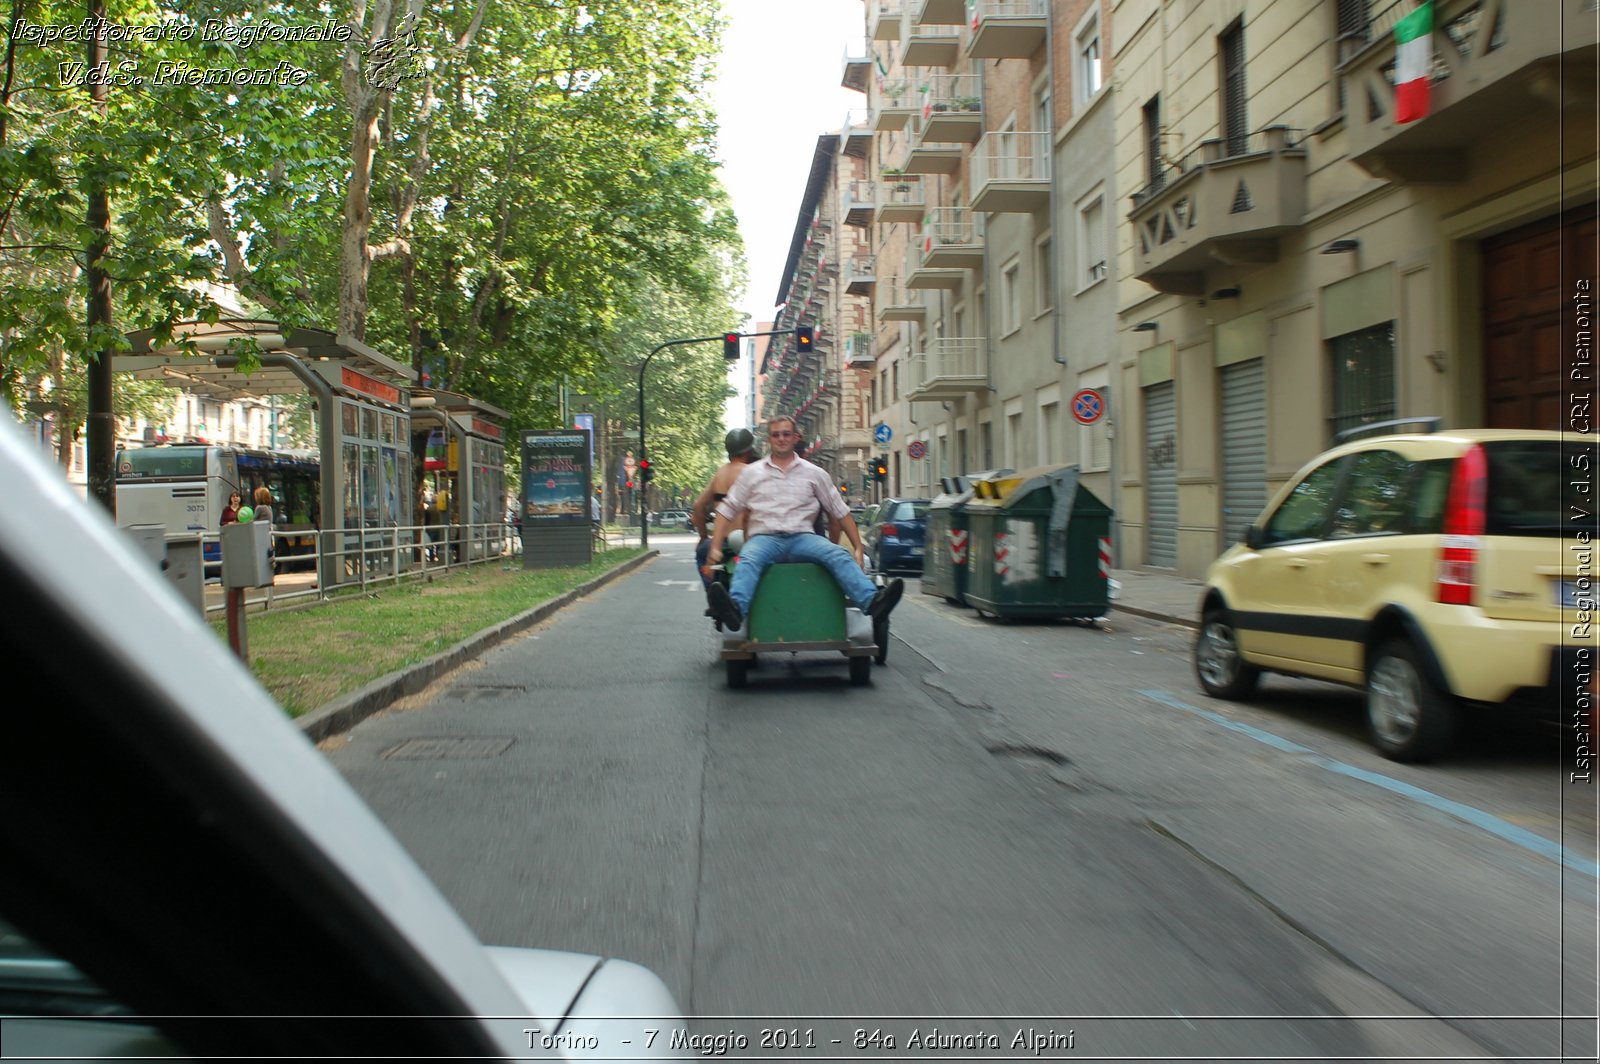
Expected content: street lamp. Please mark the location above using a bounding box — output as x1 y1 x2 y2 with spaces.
638 333 744 550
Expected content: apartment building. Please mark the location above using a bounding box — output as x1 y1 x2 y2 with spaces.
834 0 1594 576
1115 0 1596 575
764 134 877 493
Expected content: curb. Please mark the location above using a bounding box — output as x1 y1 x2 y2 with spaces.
1110 602 1199 630
296 550 659 742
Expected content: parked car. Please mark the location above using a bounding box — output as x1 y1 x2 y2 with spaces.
1194 421 1597 762
864 497 932 574
0 417 680 1058
650 509 690 529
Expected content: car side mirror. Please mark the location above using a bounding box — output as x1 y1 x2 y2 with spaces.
1244 525 1265 550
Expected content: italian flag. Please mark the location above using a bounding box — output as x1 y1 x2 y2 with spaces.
1394 2 1433 124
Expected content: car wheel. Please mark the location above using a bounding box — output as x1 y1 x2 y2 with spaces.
726 659 749 689
848 654 872 685
1367 639 1456 762
1194 609 1260 699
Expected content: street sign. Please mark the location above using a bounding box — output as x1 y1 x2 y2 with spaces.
1071 388 1105 425
907 439 927 460
874 423 893 444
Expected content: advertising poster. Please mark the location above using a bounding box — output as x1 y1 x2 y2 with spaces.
521 430 591 524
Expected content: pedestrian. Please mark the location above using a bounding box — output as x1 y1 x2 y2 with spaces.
690 427 760 590
703 415 902 631
221 491 242 526
251 485 275 525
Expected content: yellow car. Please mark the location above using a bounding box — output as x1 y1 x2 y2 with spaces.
1195 422 1597 762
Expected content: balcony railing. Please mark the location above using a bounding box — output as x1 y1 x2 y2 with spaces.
1127 126 1307 295
874 78 919 130
844 180 876 227
904 22 960 67
875 174 926 223
870 0 904 42
966 0 1047 59
1339 0 1596 183
905 120 962 175
842 108 872 159
878 276 928 321
970 130 1049 213
841 41 871 93
919 207 985 269
906 338 988 400
845 254 877 296
846 332 876 367
918 73 983 144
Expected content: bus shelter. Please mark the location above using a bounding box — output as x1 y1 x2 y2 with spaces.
120 319 416 586
409 389 510 562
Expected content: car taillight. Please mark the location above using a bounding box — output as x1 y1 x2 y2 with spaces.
879 524 899 538
1436 444 1487 605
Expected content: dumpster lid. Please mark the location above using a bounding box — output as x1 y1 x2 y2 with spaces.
962 468 1016 501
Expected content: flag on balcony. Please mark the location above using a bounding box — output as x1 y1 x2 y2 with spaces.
1393 1 1433 124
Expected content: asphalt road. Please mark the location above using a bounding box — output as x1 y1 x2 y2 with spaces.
325 535 1597 1060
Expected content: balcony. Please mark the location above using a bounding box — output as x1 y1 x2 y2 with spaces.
846 332 877 367
845 254 877 295
1340 0 1597 183
874 80 919 130
917 74 983 143
841 42 871 93
919 207 984 268
903 22 960 67
966 0 1047 59
870 0 904 42
874 175 925 223
842 109 872 159
905 122 963 175
1126 127 1307 296
844 180 876 227
970 130 1049 213
878 277 928 321
915 0 966 26
906 338 988 401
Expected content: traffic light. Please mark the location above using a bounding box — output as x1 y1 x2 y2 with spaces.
723 332 741 360
838 482 849 495
639 458 654 483
795 325 814 352
873 455 888 483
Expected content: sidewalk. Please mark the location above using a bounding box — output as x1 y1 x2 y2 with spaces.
1109 567 1203 629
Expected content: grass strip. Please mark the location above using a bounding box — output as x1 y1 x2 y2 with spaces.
216 548 645 718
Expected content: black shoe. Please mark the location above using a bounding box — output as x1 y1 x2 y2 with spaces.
866 578 904 620
707 582 743 630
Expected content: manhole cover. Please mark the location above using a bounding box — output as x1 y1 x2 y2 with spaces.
380 737 516 761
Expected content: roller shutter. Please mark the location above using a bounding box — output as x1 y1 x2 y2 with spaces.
1220 358 1267 548
1144 382 1178 567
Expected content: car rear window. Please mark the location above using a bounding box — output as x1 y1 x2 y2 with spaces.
890 502 929 521
1485 440 1596 537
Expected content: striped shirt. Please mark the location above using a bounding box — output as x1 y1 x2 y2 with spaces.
715 455 849 535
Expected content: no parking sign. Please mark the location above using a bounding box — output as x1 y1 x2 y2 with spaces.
1071 388 1105 425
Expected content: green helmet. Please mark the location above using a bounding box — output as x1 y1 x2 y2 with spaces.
724 427 759 459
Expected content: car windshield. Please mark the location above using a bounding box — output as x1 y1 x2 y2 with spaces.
1486 440 1596 536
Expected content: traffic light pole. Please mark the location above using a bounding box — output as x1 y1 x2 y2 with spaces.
637 327 806 550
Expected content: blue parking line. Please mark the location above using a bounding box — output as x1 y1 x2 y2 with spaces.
1138 688 1599 880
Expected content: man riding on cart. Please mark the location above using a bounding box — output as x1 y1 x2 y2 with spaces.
703 414 903 632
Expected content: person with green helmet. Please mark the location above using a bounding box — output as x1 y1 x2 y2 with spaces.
692 427 761 590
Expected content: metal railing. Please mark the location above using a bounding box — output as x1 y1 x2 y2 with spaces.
971 130 1050 186
1129 126 1305 209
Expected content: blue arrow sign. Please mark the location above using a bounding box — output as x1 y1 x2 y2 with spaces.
874 423 893 444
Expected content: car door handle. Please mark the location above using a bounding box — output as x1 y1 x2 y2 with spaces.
1285 558 1311 570
1361 553 1391 566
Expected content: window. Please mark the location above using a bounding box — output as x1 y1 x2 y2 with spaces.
1329 450 1412 538
1078 194 1106 289
1001 258 1022 335
1033 77 1051 137
1039 402 1060 465
1329 322 1396 438
956 428 968 474
1143 95 1163 191
1080 416 1111 473
1075 11 1102 107
1034 235 1054 313
892 361 900 402
1220 20 1247 156
980 421 993 469
1263 458 1346 545
1005 409 1022 469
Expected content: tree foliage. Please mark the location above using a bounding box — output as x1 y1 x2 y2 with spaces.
0 0 743 467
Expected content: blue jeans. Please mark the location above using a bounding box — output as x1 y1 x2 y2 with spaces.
728 532 878 613
694 537 713 589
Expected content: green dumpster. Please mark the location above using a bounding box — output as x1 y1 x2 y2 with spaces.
921 470 1010 606
963 464 1114 621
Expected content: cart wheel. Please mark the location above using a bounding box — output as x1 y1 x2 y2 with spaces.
873 616 889 666
848 655 872 685
726 659 749 688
